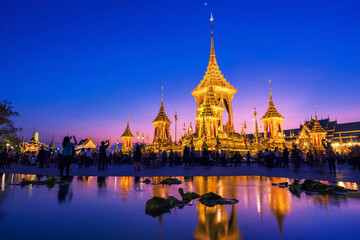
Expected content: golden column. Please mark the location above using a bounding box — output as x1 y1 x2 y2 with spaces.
254 107 259 144
174 111 178 145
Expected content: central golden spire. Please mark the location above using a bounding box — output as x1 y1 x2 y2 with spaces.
192 13 237 136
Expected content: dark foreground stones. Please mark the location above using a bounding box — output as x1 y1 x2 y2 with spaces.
145 196 171 217
159 178 182 185
199 192 239 207
145 188 238 217
272 179 359 198
17 175 60 189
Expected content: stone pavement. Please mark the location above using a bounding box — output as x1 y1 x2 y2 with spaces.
1 163 360 183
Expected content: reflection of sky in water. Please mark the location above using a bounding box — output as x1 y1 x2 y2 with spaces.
0 174 359 240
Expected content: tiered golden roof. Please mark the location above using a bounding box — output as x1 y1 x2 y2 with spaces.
49 134 56 150
192 15 236 95
199 87 222 117
262 79 284 119
312 104 326 133
153 86 171 123
122 113 134 137
122 121 133 137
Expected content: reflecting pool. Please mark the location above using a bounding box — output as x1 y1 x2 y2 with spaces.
0 174 359 239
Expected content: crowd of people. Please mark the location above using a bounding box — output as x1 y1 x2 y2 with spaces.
1 136 360 177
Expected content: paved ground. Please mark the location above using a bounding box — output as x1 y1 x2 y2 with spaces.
1 163 360 182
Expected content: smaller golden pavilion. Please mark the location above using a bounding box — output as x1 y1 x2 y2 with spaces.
75 136 97 152
296 104 327 152
49 134 56 150
151 86 172 149
261 79 285 147
121 113 134 154
24 129 40 152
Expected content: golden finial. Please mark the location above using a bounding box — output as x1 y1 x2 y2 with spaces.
268 78 274 105
269 78 272 94
314 103 318 120
161 85 164 106
209 12 217 65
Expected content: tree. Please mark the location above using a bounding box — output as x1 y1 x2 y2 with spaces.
0 100 21 151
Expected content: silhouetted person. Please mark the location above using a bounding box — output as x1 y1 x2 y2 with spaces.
291 145 301 170
37 146 47 168
175 152 181 166
133 143 142 171
202 148 210 168
267 150 274 171
6 149 15 168
246 151 251 166
0 148 8 169
46 149 52 168
99 140 109 171
322 139 336 173
78 148 85 168
169 149 174 166
220 150 226 166
85 148 92 168
161 150 167 166
274 147 281 167
183 146 190 169
60 136 77 177
283 147 289 168
215 151 220 166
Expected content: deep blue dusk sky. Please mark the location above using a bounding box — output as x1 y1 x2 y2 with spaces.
1 0 360 145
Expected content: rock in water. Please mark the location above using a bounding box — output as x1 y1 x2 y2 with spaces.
178 188 200 203
20 178 34 186
142 179 151 184
288 179 353 197
200 192 222 201
199 192 238 207
279 182 288 187
301 179 347 193
145 197 171 217
288 181 302 197
167 196 185 208
159 178 182 185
